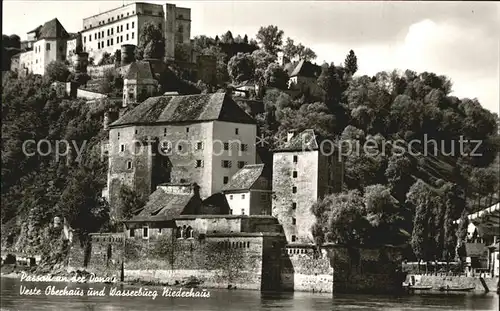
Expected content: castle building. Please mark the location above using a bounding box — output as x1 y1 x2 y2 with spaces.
222 164 272 216
106 92 257 219
272 129 343 243
80 2 191 63
16 18 70 75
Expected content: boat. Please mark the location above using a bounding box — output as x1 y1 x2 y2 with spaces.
438 285 475 292
408 285 433 290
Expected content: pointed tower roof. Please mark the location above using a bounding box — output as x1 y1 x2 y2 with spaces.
38 18 69 40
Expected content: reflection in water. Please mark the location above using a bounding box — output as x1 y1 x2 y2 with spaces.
1 277 498 311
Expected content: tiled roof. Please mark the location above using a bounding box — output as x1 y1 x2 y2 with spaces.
222 164 266 191
38 18 69 40
124 61 154 80
27 25 42 34
289 59 321 78
131 186 201 221
110 93 255 127
275 129 320 152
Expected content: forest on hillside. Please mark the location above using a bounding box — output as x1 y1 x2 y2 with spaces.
1 24 499 264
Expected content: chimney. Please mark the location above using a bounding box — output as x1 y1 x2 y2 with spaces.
121 44 136 66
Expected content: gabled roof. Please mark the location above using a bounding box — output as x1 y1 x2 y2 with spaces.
124 61 154 80
27 25 42 34
274 129 321 152
131 185 201 222
290 59 321 78
110 93 256 127
37 18 69 40
222 164 267 192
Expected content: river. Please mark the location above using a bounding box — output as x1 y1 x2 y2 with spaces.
1 277 498 311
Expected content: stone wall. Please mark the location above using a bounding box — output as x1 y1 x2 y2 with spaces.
281 245 333 293
280 244 405 294
123 231 282 290
330 245 405 294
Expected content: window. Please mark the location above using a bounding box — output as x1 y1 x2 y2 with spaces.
142 226 149 239
121 14 123 18
241 209 245 215
223 176 229 184
293 155 298 163
117 37 120 44
98 42 100 49
135 130 138 134
292 218 296 225
186 226 194 239
186 127 189 133
221 160 232 168
46 43 50 51
235 128 239 135
240 144 248 152
110 38 113 45
95 33 97 40
291 235 297 242
83 37 86 43
107 29 110 36
120 35 123 42
117 132 120 139
89 35 92 42
195 142 203 150
163 128 167 136
120 144 125 152
121 25 123 32
241 194 245 199
223 142 229 150
293 171 298 178
292 187 297 193
111 28 113 35
132 33 134 39
178 25 184 33
117 26 120 33
237 161 246 169
292 202 297 209
178 144 183 151
126 34 129 40
195 160 203 168
126 23 129 30
161 141 171 150
129 229 135 237
229 209 233 214
127 161 132 169
229 195 233 200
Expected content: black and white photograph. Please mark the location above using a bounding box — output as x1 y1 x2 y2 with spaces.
1 1 499 310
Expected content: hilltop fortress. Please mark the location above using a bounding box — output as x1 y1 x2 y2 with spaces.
8 2 405 294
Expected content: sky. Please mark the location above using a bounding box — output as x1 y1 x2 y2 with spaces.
3 1 499 114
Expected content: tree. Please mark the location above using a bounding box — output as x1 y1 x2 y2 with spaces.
277 102 336 138
251 49 276 85
263 63 289 89
114 49 121 66
136 22 165 60
227 52 255 83
119 185 146 220
45 61 70 82
221 30 234 44
344 50 358 75
282 37 316 61
256 25 284 56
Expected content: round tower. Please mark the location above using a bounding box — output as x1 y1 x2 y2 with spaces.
121 44 136 66
74 52 89 74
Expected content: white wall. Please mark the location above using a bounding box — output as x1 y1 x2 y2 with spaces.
225 192 250 215
211 121 256 195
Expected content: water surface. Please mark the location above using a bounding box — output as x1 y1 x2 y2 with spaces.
1 277 498 311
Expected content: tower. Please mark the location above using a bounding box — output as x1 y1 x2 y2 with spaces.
163 3 176 61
